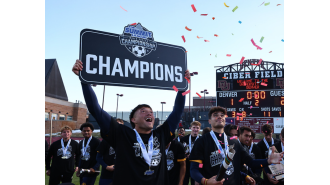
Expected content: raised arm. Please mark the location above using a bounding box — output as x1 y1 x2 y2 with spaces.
166 70 190 133
73 59 111 133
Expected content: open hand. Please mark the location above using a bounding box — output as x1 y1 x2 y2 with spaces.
266 173 279 184
268 146 284 164
72 59 83 76
206 175 225 185
246 176 256 185
185 70 191 80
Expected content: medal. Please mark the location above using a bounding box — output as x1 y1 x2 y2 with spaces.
61 156 68 159
189 134 199 153
144 166 154 175
133 129 154 176
263 138 274 158
82 136 92 161
210 131 228 159
61 138 71 159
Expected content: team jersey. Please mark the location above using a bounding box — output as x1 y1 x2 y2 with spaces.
166 140 186 185
46 139 79 174
78 136 101 177
189 131 253 185
97 140 116 179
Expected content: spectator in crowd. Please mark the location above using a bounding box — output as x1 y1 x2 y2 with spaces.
202 127 211 136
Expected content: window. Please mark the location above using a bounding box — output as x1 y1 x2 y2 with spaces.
51 114 58 120
59 114 65 120
67 116 73 120
45 112 49 120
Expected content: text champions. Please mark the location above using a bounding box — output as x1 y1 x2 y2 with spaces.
85 54 183 82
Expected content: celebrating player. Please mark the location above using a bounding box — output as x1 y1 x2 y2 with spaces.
189 107 283 185
176 123 185 142
72 59 189 185
166 136 186 185
76 123 101 185
46 126 79 185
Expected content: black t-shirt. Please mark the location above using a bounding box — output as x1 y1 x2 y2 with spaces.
46 139 79 174
166 140 186 185
78 136 101 177
273 141 283 154
257 138 280 159
180 134 199 157
240 143 262 177
101 118 172 185
97 140 116 179
189 132 253 185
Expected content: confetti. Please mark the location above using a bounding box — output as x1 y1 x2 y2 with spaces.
185 26 192 31
181 35 186 43
185 51 188 53
224 2 229 7
250 113 252 115
266 121 269 124
232 33 234 35
196 92 202 98
204 40 210 42
212 17 215 20
199 163 203 168
257 59 263 66
92 84 97 87
214 34 218 37
226 54 231 57
277 4 281 6
261 164 263 167
250 106 253 109
230 136 237 140
237 126 239 130
191 4 197 12
236 116 239 120
120 6 128 12
264 2 270 6
218 149 221 154
201 14 208 16
215 54 217 58
239 98 244 102
260 36 264 43
130 23 137 25
185 77 190 83
172 85 178 92
261 82 268 86
259 1 265 6
225 115 228 118
231 120 232 122
238 20 242 24
232 6 238 12
237 113 242 116
182 90 190 96
269 51 272 53
251 38 263 50
281 39 284 42
222 77 227 79
197 36 203 39
240 56 245 64
241 117 243 121
219 134 222 137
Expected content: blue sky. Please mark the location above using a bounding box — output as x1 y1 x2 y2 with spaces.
45 0 284 112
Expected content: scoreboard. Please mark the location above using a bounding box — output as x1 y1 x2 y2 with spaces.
216 61 284 122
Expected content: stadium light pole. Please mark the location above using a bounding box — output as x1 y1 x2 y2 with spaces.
189 72 198 113
161 102 166 124
116 94 123 118
200 89 209 111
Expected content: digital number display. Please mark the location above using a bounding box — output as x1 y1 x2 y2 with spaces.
217 90 284 117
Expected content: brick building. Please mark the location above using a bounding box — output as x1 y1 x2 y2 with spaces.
45 59 88 134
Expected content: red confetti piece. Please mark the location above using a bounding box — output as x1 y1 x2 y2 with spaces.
199 163 203 168
120 6 128 12
181 35 186 43
226 54 231 57
241 117 243 121
251 38 263 50
222 77 227 79
231 120 232 122
261 164 263 167
182 90 191 96
185 77 190 83
269 51 272 53
230 136 237 140
201 14 208 16
237 113 242 116
250 106 253 109
185 26 192 31
130 23 137 25
237 126 239 130
257 59 263 66
261 82 267 86
240 56 245 64
266 121 268 124
239 98 244 102
196 92 202 98
191 4 197 12
250 113 252 115
237 116 239 120
219 134 222 137
204 40 210 42
214 34 218 37
277 4 281 6
212 17 215 20
243 81 246 86
218 149 221 153
185 51 188 53
172 85 178 92
197 36 203 39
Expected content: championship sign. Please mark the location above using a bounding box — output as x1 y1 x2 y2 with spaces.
79 23 188 91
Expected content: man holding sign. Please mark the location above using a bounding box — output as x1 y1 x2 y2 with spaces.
72 59 189 185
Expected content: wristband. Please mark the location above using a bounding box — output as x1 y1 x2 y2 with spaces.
205 178 208 185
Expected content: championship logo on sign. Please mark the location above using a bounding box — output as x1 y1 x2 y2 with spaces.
119 23 157 58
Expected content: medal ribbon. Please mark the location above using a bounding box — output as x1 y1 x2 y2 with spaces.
189 134 199 153
82 136 92 157
249 143 253 154
210 131 228 158
263 137 274 149
133 129 153 166
61 139 71 156
165 142 171 155
178 137 180 142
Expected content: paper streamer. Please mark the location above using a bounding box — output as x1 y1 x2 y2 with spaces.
250 106 253 109
261 82 267 86
277 4 281 6
240 56 245 64
264 2 270 6
226 54 231 57
260 36 264 43
196 92 202 98
222 77 227 79
257 59 263 66
259 1 265 6
182 90 190 96
185 77 190 83
197 36 203 39
212 17 215 20
191 4 197 12
214 34 218 37
181 35 186 43
185 26 192 31
236 116 239 120
251 38 263 50
172 85 178 92
120 6 128 12
232 6 238 12
230 136 237 140
239 98 244 102
130 23 137 25
269 51 272 53
201 14 208 16
204 40 210 42
199 163 203 168
224 2 229 7
237 113 242 116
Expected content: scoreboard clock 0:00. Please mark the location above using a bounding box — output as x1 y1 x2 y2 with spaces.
216 90 284 117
